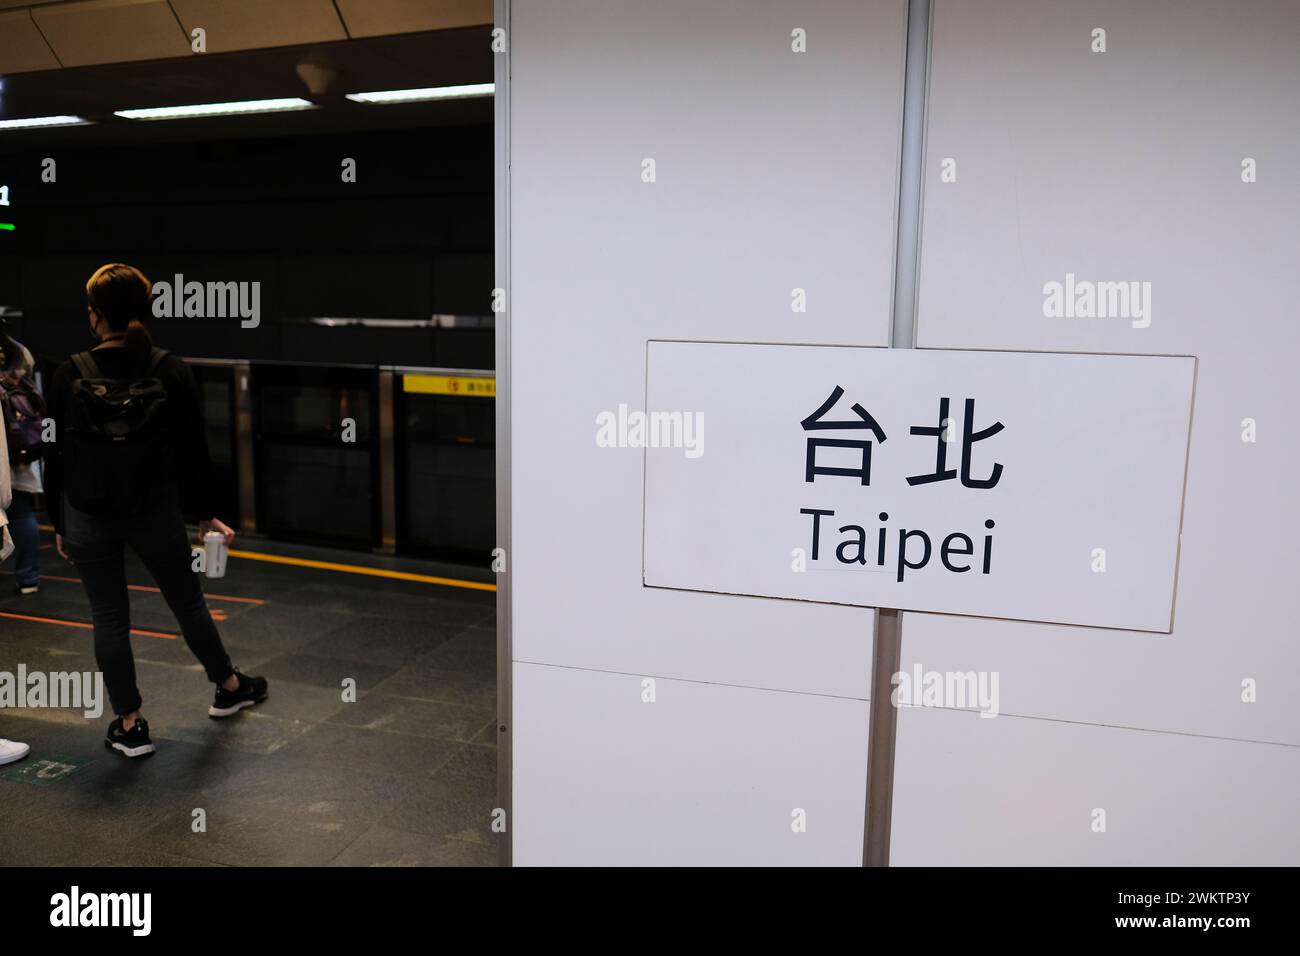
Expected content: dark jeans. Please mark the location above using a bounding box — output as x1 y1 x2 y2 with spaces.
63 490 233 716
5 490 40 588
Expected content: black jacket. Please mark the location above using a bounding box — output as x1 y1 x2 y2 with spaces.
44 345 217 534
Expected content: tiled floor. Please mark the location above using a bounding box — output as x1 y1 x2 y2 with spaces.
0 532 500 867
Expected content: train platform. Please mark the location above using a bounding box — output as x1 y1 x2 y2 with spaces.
0 526 499 867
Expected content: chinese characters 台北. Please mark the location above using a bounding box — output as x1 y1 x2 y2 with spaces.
798 388 1004 582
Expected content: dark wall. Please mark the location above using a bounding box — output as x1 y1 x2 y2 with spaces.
0 123 494 370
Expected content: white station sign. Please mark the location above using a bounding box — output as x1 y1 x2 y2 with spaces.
642 342 1195 632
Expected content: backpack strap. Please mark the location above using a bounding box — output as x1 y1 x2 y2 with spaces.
71 351 101 380
147 348 170 375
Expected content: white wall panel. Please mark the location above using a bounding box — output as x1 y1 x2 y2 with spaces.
511 0 906 700
908 0 1300 742
894 0 1300 864
892 706 1300 866
510 0 908 863
513 662 869 866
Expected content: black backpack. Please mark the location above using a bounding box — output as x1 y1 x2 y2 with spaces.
1 362 48 465
64 348 174 515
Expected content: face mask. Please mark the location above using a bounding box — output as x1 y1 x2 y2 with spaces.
90 314 114 345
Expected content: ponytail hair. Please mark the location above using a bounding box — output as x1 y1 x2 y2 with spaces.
124 318 152 361
86 263 154 363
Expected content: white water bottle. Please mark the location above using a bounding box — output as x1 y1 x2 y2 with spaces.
203 531 228 579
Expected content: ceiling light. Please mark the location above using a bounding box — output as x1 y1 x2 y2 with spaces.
0 115 90 130
345 83 494 104
114 98 315 121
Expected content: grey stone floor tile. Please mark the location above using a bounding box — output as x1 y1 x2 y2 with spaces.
180 563 316 602
299 617 466 666
417 625 496 676
135 737 271 794
272 721 461 776
0 823 123 866
0 589 92 619
242 678 352 724
88 845 224 866
470 721 501 748
127 659 225 712
379 771 497 843
214 603 353 651
206 761 426 826
0 639 98 673
369 663 497 710
133 798 367 867
433 743 497 785
0 620 92 657
149 708 315 757
129 638 224 675
272 583 494 624
328 825 497 867
0 715 88 751
0 704 95 731
252 651 399 693
0 735 211 848
328 694 493 743
8 778 200 846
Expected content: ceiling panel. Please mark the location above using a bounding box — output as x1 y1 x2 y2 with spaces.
170 0 347 53
32 0 191 68
0 10 61 74
336 0 492 39
0 27 492 146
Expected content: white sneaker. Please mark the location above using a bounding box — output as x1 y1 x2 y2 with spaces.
0 738 30 766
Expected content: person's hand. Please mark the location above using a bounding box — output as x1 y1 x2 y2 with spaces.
198 518 235 547
55 533 69 560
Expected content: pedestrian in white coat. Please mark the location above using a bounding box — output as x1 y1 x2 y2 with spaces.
0 425 32 766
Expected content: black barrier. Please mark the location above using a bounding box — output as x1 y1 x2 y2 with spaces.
250 362 380 549
396 376 495 563
188 362 240 529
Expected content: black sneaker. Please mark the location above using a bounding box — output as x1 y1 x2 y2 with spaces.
209 671 269 718
105 717 155 758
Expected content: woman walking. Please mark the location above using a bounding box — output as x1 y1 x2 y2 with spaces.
45 263 268 758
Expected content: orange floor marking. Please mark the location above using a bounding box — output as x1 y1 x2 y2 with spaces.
0 610 177 639
31 573 265 606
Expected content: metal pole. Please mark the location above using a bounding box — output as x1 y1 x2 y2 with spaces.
864 0 932 868
376 369 397 554
233 360 258 534
493 0 513 869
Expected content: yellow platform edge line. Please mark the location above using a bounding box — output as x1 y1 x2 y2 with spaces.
226 549 497 592
38 524 495 593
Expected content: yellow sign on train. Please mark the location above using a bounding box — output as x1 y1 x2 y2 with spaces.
403 374 496 398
